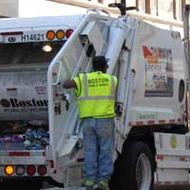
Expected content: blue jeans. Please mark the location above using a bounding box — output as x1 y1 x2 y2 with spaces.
81 118 115 182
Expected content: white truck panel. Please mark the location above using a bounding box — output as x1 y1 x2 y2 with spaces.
157 169 189 183
0 69 48 120
129 19 186 125
154 133 190 183
0 16 83 31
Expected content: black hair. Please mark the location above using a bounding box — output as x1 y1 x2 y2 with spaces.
92 56 108 72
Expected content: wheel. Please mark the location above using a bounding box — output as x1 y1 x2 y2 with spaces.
111 142 154 190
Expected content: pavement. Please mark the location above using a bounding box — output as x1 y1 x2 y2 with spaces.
155 185 190 190
42 185 190 190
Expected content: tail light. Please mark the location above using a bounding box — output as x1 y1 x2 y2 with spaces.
37 165 47 176
46 30 55 41
15 165 25 176
26 165 36 176
66 29 74 39
56 30 65 40
4 165 14 176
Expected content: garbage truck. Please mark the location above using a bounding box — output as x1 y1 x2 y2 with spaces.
0 4 190 190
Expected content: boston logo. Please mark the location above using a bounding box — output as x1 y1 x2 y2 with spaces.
0 98 48 108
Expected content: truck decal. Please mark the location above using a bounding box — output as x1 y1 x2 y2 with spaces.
21 33 44 42
0 98 48 108
143 45 174 97
0 98 48 113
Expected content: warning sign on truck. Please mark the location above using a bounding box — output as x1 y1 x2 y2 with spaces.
143 45 174 97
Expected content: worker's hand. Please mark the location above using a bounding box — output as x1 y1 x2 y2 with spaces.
63 80 76 89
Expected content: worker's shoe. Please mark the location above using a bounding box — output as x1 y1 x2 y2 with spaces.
97 179 110 190
82 179 96 190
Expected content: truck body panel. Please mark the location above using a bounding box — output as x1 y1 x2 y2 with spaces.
129 19 186 125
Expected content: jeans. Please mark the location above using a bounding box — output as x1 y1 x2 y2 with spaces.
81 118 115 182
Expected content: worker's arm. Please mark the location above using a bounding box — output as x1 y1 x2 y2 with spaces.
63 79 77 89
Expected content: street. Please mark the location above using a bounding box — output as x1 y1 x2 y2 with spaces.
41 185 190 190
155 185 190 190
40 180 190 190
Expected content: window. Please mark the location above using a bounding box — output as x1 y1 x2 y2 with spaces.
0 41 65 66
135 0 180 20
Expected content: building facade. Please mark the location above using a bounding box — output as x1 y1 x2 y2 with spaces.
0 0 190 20
135 0 190 20
0 0 86 18
49 0 190 20
0 0 18 17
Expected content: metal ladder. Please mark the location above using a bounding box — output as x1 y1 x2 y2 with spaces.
47 12 114 188
113 18 137 154
114 68 136 154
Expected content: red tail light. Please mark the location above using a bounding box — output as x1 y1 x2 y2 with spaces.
66 29 74 39
26 165 36 176
37 165 47 176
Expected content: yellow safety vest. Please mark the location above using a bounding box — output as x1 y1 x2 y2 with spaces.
73 71 117 119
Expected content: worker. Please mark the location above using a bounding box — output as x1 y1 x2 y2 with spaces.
63 56 117 190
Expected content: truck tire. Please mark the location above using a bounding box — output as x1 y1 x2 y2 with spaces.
111 142 154 190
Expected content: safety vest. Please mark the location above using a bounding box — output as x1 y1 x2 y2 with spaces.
73 71 117 119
